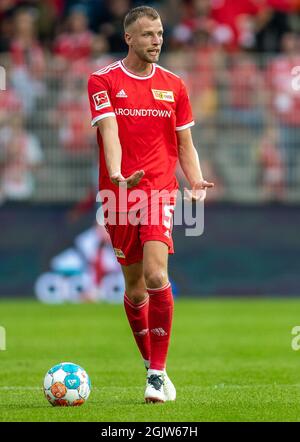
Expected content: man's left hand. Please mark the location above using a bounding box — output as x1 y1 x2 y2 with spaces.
184 180 215 202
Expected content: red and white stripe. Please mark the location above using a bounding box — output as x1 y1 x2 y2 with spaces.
92 61 121 76
124 293 149 310
155 64 180 79
147 282 171 295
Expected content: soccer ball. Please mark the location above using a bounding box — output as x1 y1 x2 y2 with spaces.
43 362 91 406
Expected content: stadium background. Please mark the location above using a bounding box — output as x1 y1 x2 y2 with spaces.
0 0 300 298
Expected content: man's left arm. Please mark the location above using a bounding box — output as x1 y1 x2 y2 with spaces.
177 128 214 200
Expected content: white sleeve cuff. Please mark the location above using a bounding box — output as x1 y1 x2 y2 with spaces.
91 112 116 127
175 121 195 131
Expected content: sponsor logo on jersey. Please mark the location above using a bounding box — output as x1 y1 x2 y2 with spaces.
115 108 172 118
116 89 128 98
152 89 174 102
114 248 125 258
93 91 111 110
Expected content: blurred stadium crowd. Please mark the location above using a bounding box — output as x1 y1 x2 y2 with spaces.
0 0 300 204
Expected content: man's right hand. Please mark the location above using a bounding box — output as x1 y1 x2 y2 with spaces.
110 170 145 189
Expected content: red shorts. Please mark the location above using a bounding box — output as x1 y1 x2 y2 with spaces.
104 202 175 266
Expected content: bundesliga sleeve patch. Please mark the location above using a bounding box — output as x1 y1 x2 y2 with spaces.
152 89 175 102
92 91 111 110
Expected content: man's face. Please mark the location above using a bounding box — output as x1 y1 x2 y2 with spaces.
125 17 163 63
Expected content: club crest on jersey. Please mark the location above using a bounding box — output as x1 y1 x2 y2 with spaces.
93 91 111 110
114 248 125 258
152 89 174 102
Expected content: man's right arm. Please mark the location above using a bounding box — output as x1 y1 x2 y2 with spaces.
87 74 122 183
88 74 144 188
96 116 122 179
95 116 145 188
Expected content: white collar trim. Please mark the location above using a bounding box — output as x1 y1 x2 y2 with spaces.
120 60 156 80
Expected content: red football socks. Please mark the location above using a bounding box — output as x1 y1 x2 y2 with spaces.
147 282 174 371
124 293 150 362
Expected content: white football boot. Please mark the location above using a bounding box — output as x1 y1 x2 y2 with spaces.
162 371 176 401
144 369 166 403
144 362 176 403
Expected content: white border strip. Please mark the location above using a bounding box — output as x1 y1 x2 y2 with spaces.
175 121 195 131
91 113 116 127
156 64 180 78
93 60 120 76
120 60 156 80
124 294 149 310
147 281 171 293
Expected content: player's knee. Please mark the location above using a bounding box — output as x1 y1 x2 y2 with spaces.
144 269 168 290
125 278 147 304
125 289 147 305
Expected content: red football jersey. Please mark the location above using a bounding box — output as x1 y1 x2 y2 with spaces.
88 60 194 211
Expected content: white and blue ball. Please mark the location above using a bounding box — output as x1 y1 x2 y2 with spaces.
43 362 91 406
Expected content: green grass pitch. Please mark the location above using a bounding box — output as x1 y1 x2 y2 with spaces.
0 298 300 422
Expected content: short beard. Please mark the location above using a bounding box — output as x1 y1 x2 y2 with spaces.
136 49 160 63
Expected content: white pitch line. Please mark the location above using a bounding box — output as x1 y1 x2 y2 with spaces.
1 384 300 391
0 387 41 390
0 386 140 391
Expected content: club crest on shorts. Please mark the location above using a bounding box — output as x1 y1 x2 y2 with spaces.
114 248 125 258
93 90 111 110
152 89 174 102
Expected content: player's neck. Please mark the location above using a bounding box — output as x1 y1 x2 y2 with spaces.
122 56 153 77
